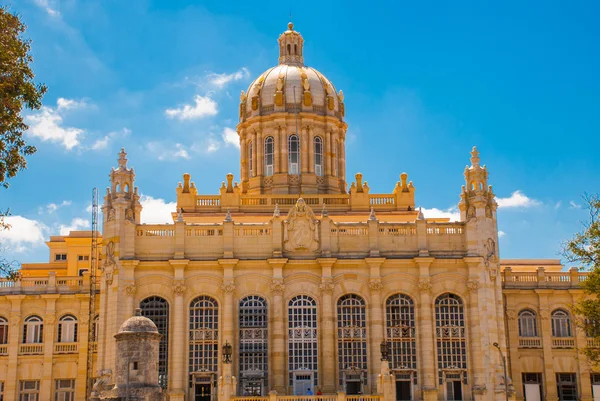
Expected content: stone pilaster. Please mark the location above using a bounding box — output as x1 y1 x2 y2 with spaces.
367 258 386 393
269 258 287 393
41 295 60 398
415 257 437 401
536 290 559 401
318 258 337 393
169 259 189 401
5 296 25 401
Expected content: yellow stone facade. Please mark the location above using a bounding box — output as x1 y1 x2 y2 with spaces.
0 22 597 401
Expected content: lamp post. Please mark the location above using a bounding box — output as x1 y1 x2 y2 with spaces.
222 340 232 364
493 342 509 401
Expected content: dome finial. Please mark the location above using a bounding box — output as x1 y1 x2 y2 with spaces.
288 21 294 30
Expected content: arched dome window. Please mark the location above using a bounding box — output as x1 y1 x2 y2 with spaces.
518 310 538 337
23 316 43 344
248 141 253 177
264 137 274 176
57 315 78 343
288 135 300 175
314 137 323 176
551 309 572 337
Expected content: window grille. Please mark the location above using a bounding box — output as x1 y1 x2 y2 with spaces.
314 137 323 176
23 316 43 344
189 296 219 374
337 294 368 386
239 296 268 395
141 296 170 388
551 310 572 337
57 315 77 343
518 310 538 337
435 293 467 385
288 295 318 386
288 135 300 175
19 380 39 401
0 317 7 344
386 294 417 371
556 373 577 401
264 137 274 177
54 379 75 401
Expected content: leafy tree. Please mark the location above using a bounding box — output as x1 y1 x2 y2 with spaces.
563 194 600 364
0 6 47 277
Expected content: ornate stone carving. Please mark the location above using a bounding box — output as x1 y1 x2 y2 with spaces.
46 315 56 325
221 281 236 294
485 205 493 218
107 208 116 221
124 282 137 296
125 208 134 222
283 198 320 252
100 241 117 285
484 238 498 267
319 280 334 293
506 310 517 320
417 279 432 292
466 279 480 292
369 280 383 292
172 282 187 296
540 309 550 320
270 279 285 294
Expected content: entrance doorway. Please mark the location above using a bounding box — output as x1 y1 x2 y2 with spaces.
194 383 211 401
192 374 214 401
446 381 462 401
394 371 412 401
522 373 542 401
293 372 313 396
346 381 361 395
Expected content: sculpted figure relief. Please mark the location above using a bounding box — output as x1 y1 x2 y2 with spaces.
283 198 320 252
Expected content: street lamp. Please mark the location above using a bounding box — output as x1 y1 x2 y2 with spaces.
222 340 232 364
493 342 509 401
380 340 390 361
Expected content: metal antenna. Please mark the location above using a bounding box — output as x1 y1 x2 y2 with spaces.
86 187 99 400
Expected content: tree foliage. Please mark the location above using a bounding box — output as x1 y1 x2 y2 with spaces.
0 6 46 188
564 194 600 364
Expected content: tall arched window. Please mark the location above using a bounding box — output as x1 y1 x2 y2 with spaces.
435 293 467 389
23 316 43 344
337 294 368 392
264 137 274 176
141 296 170 388
551 309 572 337
386 294 416 371
248 141 253 177
288 295 318 393
57 315 78 343
0 317 8 344
518 310 538 337
189 296 219 374
239 296 268 396
314 137 323 176
288 135 300 175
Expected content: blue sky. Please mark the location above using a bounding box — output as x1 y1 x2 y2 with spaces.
1 0 599 265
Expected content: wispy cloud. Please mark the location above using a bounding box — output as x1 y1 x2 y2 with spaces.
147 142 190 161
0 216 48 252
92 128 131 150
59 218 90 236
420 206 461 222
26 98 87 149
569 201 582 209
222 127 239 148
40 200 72 214
32 0 60 17
165 95 218 120
139 195 176 224
498 231 506 238
496 191 541 208
207 67 250 88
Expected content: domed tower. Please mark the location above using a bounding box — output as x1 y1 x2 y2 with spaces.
238 22 348 195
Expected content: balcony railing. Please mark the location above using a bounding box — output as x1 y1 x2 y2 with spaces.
0 273 92 295
518 337 542 348
54 342 78 354
587 338 600 348
503 267 588 289
19 344 44 355
0 345 7 355
552 337 575 348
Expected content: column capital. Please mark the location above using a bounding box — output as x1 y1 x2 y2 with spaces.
124 281 137 296
169 259 190 267
120 259 140 268
413 257 435 267
466 279 480 293
218 258 239 267
319 279 334 294
417 279 432 293
365 257 386 267
369 279 384 292
267 258 288 267
317 257 337 268
221 280 236 294
463 256 484 266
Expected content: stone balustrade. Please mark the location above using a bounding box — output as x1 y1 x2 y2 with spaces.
54 342 79 354
19 343 44 355
551 337 576 348
502 267 588 289
518 337 542 348
231 395 381 401
0 272 91 295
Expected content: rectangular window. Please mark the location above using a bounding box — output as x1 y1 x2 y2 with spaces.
556 373 577 401
54 254 67 261
54 379 75 401
0 381 4 401
77 255 89 261
78 269 88 277
19 380 40 401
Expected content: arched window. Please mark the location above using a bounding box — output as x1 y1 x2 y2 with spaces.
333 139 339 177
314 137 323 176
287 44 291 55
239 296 268 395
288 135 300 175
337 294 368 390
23 316 43 344
91 315 99 343
140 296 169 388
386 294 416 370
264 137 274 177
518 310 538 337
57 315 78 343
288 295 318 391
248 141 253 177
551 309 572 337
435 293 467 385
189 296 219 374
294 44 297 55
0 317 8 344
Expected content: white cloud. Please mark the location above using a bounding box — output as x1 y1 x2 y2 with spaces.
33 0 60 17
26 98 87 149
222 127 239 148
140 195 177 224
569 201 582 209
147 142 190 161
85 203 93 213
92 127 131 150
420 207 461 222
41 200 72 214
165 95 218 120
498 231 506 238
0 216 48 252
59 218 90 235
496 191 541 208
207 68 250 88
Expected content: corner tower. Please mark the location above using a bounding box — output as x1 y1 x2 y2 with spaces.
237 22 348 195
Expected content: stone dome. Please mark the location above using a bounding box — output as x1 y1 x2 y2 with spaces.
239 22 345 123
118 308 158 334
